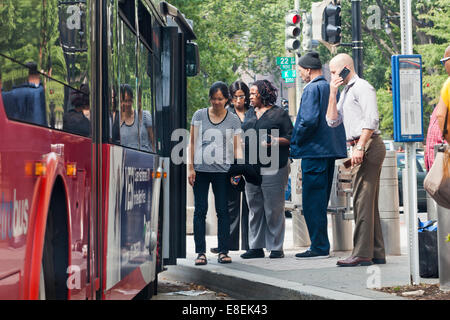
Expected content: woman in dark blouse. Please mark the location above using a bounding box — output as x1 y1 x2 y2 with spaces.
240 80 293 259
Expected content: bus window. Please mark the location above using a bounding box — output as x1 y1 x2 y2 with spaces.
1 62 48 127
46 79 66 130
0 0 90 130
62 84 91 137
118 20 139 150
106 0 120 144
138 43 155 153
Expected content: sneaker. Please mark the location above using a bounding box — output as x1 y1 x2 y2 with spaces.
295 249 329 259
240 249 265 259
269 250 284 259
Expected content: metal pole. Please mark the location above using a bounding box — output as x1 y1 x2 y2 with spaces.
400 0 420 285
294 0 302 112
351 0 363 77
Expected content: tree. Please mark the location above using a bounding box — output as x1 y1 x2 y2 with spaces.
168 0 292 122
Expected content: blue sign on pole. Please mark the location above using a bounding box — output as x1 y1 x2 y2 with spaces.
391 55 424 142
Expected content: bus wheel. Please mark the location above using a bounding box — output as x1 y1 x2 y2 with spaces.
40 180 69 300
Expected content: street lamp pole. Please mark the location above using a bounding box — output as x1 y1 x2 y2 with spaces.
351 0 363 77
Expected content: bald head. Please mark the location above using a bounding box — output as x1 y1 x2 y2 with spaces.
330 54 355 73
329 53 356 85
445 45 450 58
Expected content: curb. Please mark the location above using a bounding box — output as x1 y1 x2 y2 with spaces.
162 260 380 300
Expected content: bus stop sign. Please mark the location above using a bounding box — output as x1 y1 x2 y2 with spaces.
391 55 424 142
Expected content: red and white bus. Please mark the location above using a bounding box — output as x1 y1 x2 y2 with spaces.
0 0 197 300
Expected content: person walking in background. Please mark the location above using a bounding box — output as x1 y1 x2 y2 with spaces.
210 80 250 254
188 81 243 265
240 80 293 259
327 53 386 267
290 51 347 259
436 45 450 143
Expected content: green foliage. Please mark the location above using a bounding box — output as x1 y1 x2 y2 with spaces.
168 0 291 122
0 0 89 89
377 87 394 139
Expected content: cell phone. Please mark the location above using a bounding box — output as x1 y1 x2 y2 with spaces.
343 158 352 169
339 67 350 81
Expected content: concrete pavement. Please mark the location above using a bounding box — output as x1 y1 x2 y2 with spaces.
162 212 439 300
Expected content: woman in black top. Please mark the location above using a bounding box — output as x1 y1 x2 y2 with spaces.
240 80 293 259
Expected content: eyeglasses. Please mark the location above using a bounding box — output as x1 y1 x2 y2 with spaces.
440 57 450 66
232 95 246 100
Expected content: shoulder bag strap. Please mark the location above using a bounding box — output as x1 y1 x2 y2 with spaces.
443 108 449 139
440 109 449 152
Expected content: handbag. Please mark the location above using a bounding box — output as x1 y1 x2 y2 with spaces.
424 109 450 209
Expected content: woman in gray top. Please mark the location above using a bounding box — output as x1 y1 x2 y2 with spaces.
119 84 154 152
188 81 243 265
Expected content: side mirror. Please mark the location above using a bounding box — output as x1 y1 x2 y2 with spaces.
185 42 199 77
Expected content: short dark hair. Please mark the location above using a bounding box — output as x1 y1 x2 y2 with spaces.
252 80 278 106
120 83 134 100
229 80 250 109
209 81 230 101
71 84 90 108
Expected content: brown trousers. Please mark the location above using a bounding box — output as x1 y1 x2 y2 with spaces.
351 135 386 259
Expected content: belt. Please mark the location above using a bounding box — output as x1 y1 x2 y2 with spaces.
346 137 360 147
346 134 379 147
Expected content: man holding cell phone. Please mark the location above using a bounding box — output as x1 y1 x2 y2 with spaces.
326 53 386 267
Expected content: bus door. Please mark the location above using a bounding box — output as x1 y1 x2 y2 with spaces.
158 4 197 266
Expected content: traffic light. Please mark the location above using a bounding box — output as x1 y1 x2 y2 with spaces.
285 11 301 51
302 12 313 51
322 1 341 44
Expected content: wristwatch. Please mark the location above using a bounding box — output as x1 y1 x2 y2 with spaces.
356 144 365 152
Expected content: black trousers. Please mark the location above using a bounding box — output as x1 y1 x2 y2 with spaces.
227 182 249 251
193 172 229 254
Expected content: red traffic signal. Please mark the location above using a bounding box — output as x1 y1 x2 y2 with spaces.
285 11 301 51
286 13 301 25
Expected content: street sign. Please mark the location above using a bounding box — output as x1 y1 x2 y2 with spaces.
284 78 295 83
277 57 295 65
280 64 295 71
391 54 424 142
282 70 296 79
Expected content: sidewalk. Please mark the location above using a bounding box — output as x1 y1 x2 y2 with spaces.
162 212 439 300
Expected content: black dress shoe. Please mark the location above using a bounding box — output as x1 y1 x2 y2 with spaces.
372 258 386 264
210 247 219 254
269 250 284 259
240 249 265 259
